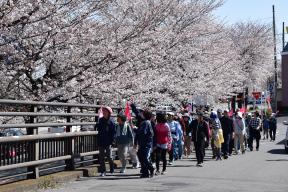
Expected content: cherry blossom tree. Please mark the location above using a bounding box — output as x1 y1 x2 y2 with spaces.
0 0 274 107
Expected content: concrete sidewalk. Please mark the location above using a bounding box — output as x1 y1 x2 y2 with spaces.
38 117 288 192
1 117 288 192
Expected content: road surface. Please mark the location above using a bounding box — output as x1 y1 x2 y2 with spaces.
40 116 288 192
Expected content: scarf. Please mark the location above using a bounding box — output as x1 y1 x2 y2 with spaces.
116 122 128 137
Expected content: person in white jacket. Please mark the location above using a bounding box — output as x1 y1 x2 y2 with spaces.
233 112 246 154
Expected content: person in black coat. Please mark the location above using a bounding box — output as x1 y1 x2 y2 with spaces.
131 102 155 178
220 109 234 159
97 106 116 177
190 112 210 167
269 113 277 141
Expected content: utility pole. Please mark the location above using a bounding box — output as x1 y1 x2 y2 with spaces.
283 22 285 50
272 5 278 112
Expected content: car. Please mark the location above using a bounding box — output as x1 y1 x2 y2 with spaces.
0 129 25 137
283 121 288 153
48 126 66 133
48 125 81 133
0 129 25 159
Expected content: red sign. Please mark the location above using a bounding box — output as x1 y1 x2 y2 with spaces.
252 92 261 100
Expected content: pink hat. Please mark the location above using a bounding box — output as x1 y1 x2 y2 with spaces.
102 106 113 115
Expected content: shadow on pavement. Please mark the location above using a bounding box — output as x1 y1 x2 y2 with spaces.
266 159 288 162
96 176 141 180
267 149 287 155
276 139 285 145
76 174 142 181
167 164 196 168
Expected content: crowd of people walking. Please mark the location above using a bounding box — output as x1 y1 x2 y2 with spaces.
96 102 278 178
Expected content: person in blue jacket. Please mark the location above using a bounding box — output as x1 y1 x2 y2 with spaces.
167 112 181 165
131 102 155 178
97 106 116 177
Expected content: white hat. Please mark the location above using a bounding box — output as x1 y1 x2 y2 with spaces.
183 113 190 117
167 112 174 116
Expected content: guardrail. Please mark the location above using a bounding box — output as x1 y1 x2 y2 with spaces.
0 99 116 183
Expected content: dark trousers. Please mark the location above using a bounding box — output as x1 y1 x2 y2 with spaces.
222 134 231 156
269 128 276 141
156 147 167 172
194 140 205 164
150 148 157 163
137 147 153 176
248 129 261 150
229 138 234 155
99 146 114 173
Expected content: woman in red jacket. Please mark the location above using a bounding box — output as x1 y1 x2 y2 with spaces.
155 113 172 175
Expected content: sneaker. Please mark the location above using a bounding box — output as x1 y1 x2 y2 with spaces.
120 168 126 173
161 171 167 175
256 148 259 151
196 163 203 167
155 170 160 175
168 161 173 165
99 172 106 177
223 155 228 159
216 156 222 161
132 163 137 169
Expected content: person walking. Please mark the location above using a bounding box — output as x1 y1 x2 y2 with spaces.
182 113 192 158
210 111 224 160
174 114 184 160
128 117 140 169
167 112 181 165
97 106 116 177
262 115 269 140
155 113 172 175
269 113 277 141
233 112 246 154
220 109 233 159
248 111 262 151
150 112 157 168
191 112 210 167
245 113 252 150
131 102 155 178
115 113 133 173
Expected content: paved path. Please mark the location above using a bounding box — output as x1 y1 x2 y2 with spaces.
41 117 288 192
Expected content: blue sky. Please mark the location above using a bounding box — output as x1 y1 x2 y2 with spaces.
215 0 287 34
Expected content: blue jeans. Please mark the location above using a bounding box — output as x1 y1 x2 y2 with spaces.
137 147 153 176
177 139 183 158
169 139 178 161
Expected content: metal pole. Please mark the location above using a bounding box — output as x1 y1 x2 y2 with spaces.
283 22 285 51
272 5 278 112
27 106 39 179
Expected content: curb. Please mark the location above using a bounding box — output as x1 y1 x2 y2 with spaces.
0 161 121 192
